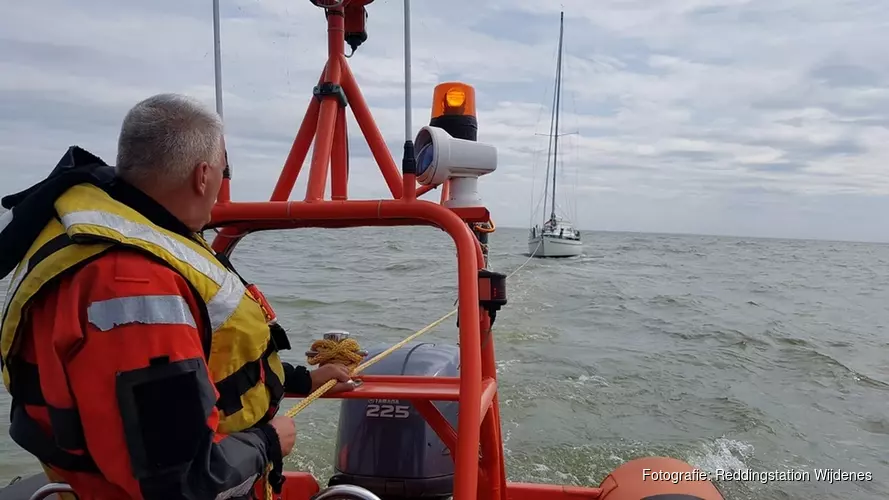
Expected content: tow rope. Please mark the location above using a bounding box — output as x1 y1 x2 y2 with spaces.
284 237 540 419
284 308 456 419
263 235 543 499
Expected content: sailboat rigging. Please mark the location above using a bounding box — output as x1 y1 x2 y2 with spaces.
528 11 582 258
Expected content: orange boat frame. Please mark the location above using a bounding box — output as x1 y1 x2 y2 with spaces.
207 4 589 499
203 3 724 500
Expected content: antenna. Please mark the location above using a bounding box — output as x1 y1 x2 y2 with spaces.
212 0 224 120
212 0 232 201
403 0 412 142
400 0 417 188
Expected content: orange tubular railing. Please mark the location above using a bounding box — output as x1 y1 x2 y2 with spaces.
206 2 505 500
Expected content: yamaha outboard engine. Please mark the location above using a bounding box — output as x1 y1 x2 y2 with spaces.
329 342 460 500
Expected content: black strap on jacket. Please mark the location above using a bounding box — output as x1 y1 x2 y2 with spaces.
7 360 99 473
0 147 116 281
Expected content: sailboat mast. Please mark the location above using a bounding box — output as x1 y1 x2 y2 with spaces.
540 52 559 228
550 11 564 221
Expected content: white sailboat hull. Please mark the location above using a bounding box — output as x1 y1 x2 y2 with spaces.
528 234 583 258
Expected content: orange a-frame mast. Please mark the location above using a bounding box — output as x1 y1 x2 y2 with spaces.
206 1 505 499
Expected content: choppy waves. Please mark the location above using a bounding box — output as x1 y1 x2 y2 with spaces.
2 227 888 499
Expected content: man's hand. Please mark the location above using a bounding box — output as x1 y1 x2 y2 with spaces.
269 415 296 456
310 363 356 394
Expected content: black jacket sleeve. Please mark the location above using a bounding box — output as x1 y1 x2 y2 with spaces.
282 362 313 395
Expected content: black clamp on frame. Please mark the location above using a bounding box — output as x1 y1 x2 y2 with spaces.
455 269 508 328
478 269 507 324
223 150 232 180
313 82 349 108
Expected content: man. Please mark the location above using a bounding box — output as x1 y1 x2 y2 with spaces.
0 93 354 499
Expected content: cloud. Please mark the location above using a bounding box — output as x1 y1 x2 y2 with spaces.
1 0 888 242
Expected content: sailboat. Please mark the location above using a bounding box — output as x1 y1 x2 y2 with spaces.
528 11 583 258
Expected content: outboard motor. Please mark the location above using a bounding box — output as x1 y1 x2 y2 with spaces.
329 342 460 500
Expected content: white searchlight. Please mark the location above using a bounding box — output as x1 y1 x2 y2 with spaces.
413 125 497 208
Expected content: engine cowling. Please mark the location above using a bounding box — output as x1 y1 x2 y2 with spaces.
329 342 459 499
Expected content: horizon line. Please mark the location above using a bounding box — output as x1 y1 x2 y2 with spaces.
496 224 889 246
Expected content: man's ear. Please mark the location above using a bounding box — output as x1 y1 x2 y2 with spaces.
192 162 210 195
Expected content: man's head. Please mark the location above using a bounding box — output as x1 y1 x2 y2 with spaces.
116 93 226 232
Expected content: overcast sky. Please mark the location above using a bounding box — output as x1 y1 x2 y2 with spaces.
2 0 888 242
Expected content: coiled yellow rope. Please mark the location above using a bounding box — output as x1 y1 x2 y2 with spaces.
305 337 366 367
